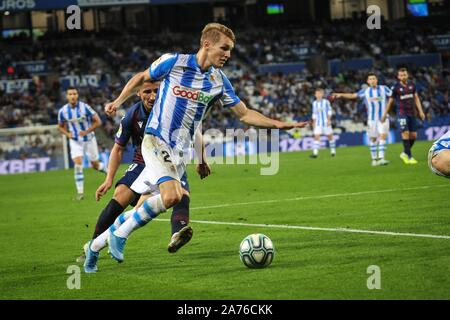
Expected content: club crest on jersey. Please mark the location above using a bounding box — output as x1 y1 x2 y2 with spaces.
138 121 143 128
172 85 213 105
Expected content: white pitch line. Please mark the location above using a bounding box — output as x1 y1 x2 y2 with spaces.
190 184 448 211
154 218 450 240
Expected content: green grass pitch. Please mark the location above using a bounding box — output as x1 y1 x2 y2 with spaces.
0 141 449 299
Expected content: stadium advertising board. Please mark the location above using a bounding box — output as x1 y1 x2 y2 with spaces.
14 61 49 75
0 0 75 11
78 0 148 6
0 79 33 94
0 157 58 174
60 74 104 89
429 34 450 50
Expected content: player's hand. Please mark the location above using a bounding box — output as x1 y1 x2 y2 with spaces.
79 130 88 137
277 120 310 130
95 180 113 201
105 102 118 117
329 93 340 101
196 162 211 180
381 114 387 123
419 111 426 121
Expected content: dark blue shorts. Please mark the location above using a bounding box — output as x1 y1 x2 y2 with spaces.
398 115 417 133
116 163 190 193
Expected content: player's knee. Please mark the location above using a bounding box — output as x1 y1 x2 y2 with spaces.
162 191 183 208
433 152 450 177
113 185 135 207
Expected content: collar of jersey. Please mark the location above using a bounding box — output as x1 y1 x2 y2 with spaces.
193 54 214 75
69 102 79 109
139 101 151 116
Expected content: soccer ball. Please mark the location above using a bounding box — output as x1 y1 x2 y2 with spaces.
239 233 275 269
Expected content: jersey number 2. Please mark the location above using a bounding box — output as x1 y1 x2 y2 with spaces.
161 150 172 163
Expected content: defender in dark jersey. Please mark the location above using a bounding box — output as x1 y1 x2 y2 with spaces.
382 68 425 164
78 80 208 265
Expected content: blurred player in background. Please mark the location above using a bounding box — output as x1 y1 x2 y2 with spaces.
428 130 450 179
58 87 107 200
381 68 426 165
333 72 391 166
310 88 336 158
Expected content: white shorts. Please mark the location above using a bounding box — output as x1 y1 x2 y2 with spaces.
367 119 389 138
130 168 160 195
69 137 99 161
131 134 186 194
314 126 333 136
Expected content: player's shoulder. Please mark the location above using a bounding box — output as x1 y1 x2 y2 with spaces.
122 102 140 120
391 82 400 90
152 52 179 68
58 103 68 112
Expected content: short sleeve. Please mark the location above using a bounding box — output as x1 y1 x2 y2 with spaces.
357 88 366 99
149 53 178 81
58 109 65 124
391 85 398 98
114 114 132 147
383 85 392 97
84 103 97 118
219 71 240 108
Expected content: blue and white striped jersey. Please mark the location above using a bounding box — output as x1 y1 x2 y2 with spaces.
357 85 392 122
58 102 97 142
146 53 241 153
431 130 450 154
312 99 332 127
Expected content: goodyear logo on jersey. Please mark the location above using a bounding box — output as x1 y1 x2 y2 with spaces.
172 85 214 105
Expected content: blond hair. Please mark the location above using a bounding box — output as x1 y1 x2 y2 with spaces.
200 23 235 47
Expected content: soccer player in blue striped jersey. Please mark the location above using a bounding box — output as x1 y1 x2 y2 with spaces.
58 87 107 200
97 23 309 265
428 130 450 178
333 73 392 166
310 88 336 158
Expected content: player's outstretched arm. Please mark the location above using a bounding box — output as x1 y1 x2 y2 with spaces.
414 93 426 120
194 129 211 179
381 97 394 123
105 69 151 116
333 93 358 100
231 101 309 129
95 143 124 201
